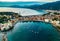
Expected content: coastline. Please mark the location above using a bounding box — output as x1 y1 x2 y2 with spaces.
19 20 60 32
52 24 60 31
18 20 51 24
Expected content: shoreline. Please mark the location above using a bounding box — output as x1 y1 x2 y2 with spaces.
19 20 60 31
52 24 60 31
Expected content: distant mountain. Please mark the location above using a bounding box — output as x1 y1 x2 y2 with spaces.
8 5 41 10
0 2 46 6
24 1 60 10
0 1 60 10
8 1 60 10
0 2 47 10
8 5 23 8
39 1 60 10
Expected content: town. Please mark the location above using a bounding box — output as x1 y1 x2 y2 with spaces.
18 12 60 27
0 10 60 31
0 10 60 41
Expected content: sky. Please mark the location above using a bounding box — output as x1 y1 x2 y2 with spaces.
0 0 59 2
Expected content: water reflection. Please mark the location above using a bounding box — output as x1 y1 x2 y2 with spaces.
0 21 59 41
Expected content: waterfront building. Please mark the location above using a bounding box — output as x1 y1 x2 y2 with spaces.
44 19 50 22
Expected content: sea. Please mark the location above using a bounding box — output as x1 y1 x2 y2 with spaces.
0 21 60 41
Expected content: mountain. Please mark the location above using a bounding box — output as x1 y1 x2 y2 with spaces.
0 2 47 10
8 5 41 10
0 2 46 6
9 1 60 10
39 1 60 10
24 1 60 10
0 1 60 10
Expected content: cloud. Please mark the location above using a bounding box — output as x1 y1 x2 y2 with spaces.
0 0 59 2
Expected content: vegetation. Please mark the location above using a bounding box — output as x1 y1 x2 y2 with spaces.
0 12 21 24
53 12 60 15
52 18 58 21
0 15 9 23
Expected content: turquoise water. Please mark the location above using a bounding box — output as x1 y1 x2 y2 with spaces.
0 21 60 41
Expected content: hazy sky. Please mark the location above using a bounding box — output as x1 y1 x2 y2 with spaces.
0 0 59 2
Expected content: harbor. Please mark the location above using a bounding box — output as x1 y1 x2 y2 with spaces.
0 8 60 41
0 0 60 41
